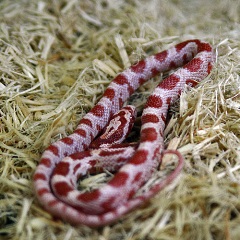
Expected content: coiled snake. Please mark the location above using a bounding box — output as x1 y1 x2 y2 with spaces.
33 39 214 227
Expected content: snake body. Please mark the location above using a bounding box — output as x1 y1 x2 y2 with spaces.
33 39 214 227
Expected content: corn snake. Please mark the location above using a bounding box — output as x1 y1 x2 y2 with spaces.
33 39 214 227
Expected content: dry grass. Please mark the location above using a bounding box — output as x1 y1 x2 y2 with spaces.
1 0 240 239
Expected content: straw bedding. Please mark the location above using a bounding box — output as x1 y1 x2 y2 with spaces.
0 0 240 239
